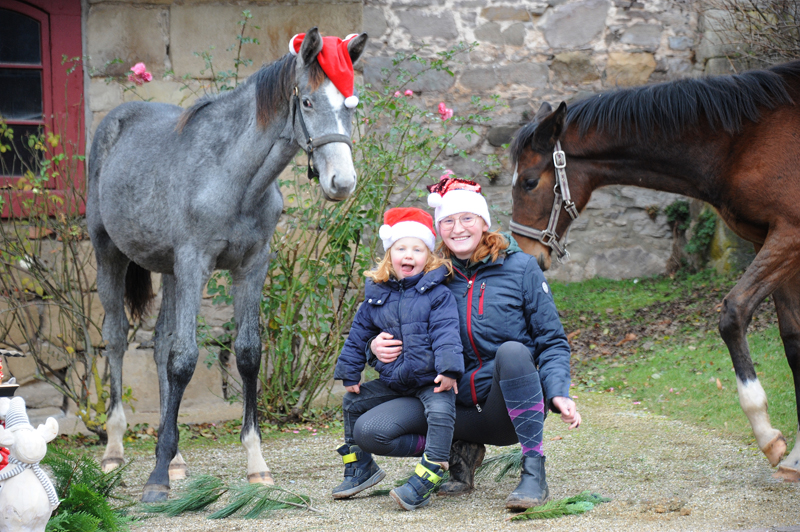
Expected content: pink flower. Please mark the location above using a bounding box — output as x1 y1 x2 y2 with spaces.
439 169 455 180
128 62 153 86
404 89 414 97
438 102 453 121
394 91 402 97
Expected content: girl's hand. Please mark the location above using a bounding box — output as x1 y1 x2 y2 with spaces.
371 332 402 363
551 396 581 429
345 384 361 394
433 374 457 393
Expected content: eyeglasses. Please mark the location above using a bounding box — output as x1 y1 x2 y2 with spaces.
439 214 479 230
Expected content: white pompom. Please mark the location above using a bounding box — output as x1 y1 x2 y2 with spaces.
344 95 359 109
379 224 393 240
288 34 301 56
427 193 443 208
344 33 359 41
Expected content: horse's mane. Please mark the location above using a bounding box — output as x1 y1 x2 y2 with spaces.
176 54 326 132
512 61 799 160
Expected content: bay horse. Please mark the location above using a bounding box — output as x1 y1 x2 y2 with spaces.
509 61 800 480
87 28 367 502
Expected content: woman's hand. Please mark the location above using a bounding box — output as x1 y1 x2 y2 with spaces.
371 332 402 363
551 396 581 429
345 384 361 394
433 374 458 394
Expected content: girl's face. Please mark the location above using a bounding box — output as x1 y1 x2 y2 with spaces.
390 237 430 280
439 212 488 260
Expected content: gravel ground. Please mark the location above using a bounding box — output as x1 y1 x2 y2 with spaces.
117 392 798 532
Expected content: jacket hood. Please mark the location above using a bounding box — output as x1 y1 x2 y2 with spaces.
365 265 450 303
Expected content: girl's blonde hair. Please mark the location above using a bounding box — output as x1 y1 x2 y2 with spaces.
364 245 453 283
436 230 509 264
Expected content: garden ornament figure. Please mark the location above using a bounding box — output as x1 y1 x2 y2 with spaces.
0 396 59 532
87 27 368 502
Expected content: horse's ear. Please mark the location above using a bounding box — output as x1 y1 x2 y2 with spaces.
0 426 13 448
36 417 59 443
532 101 567 150
533 102 553 122
297 27 323 67
347 33 368 65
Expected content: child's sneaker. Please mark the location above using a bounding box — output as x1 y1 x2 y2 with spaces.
389 454 444 510
332 444 386 499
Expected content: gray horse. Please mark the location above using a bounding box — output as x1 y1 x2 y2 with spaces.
87 28 367 502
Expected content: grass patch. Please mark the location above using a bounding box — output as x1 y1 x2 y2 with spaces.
551 269 797 446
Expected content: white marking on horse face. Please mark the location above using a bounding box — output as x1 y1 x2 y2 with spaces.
102 403 127 459
323 82 347 135
736 377 776 449
241 425 270 476
512 162 519 187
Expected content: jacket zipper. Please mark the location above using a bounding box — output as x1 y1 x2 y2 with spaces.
478 282 486 316
455 268 483 411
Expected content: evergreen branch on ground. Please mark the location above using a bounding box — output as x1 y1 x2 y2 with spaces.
476 448 522 482
508 491 612 521
140 475 226 517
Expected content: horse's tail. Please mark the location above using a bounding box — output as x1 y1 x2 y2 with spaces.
125 262 154 323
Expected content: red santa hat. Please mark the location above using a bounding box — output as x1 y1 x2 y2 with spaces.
289 32 360 109
378 207 437 252
427 173 491 228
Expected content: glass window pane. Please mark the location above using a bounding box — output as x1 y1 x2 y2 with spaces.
0 69 43 121
0 9 41 65
0 124 42 177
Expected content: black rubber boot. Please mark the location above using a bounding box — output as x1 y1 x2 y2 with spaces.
332 444 386 499
505 454 549 510
438 440 486 496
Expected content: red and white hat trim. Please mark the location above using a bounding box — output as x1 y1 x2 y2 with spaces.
289 32 360 109
379 207 437 252
427 174 491 228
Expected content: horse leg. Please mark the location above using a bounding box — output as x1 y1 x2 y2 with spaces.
152 274 189 481
92 232 131 473
718 232 799 467
141 254 212 502
770 274 800 480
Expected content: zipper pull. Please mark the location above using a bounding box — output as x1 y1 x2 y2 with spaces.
475 403 482 413
463 279 473 297
480 282 485 296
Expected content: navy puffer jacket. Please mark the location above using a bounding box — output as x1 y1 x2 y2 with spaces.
448 234 572 409
334 265 465 393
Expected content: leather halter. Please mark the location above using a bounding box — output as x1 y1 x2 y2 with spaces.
509 141 579 259
292 86 354 180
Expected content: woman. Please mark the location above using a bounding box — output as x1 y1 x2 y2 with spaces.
353 175 581 510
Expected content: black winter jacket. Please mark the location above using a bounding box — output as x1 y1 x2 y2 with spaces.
334 266 465 393
448 235 572 409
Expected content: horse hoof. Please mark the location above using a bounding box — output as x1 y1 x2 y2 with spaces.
141 484 170 503
101 457 124 473
169 463 189 481
762 433 787 467
772 466 800 482
247 471 274 485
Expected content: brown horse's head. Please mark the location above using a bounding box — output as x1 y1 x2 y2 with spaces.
510 101 572 271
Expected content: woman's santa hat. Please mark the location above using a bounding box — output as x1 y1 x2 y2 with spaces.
289 32 360 109
379 207 437 252
427 173 491 228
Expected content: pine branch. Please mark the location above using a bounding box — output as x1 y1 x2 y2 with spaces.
476 448 522 481
209 483 318 519
140 475 226 517
508 491 612 521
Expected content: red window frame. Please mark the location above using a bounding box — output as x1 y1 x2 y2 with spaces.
0 0 84 216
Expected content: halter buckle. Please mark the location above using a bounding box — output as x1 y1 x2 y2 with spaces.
553 149 566 169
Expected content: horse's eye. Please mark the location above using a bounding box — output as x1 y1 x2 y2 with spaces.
524 178 540 190
302 98 313 109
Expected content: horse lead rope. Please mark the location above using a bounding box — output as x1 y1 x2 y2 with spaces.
0 456 60 510
509 141 579 260
292 87 354 180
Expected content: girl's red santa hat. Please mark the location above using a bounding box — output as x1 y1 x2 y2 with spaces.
289 32 360 109
427 172 491 228
379 207 437 252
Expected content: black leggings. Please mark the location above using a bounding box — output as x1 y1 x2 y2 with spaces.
354 342 541 455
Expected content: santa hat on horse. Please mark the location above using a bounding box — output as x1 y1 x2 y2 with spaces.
289 32 360 109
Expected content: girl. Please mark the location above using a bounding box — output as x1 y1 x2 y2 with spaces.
332 207 465 511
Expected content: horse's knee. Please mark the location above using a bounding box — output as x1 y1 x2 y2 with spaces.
234 341 261 376
718 297 748 342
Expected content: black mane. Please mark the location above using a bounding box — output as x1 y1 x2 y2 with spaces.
512 61 799 161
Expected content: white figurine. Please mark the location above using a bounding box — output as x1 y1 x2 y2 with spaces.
0 397 59 532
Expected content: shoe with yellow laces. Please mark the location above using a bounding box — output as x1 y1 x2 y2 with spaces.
332 444 386 499
389 454 445 510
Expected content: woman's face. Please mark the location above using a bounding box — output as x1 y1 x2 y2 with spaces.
438 212 488 260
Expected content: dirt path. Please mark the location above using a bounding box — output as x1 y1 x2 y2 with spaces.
121 392 798 532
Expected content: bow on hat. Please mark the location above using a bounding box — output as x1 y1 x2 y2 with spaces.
290 32 361 108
